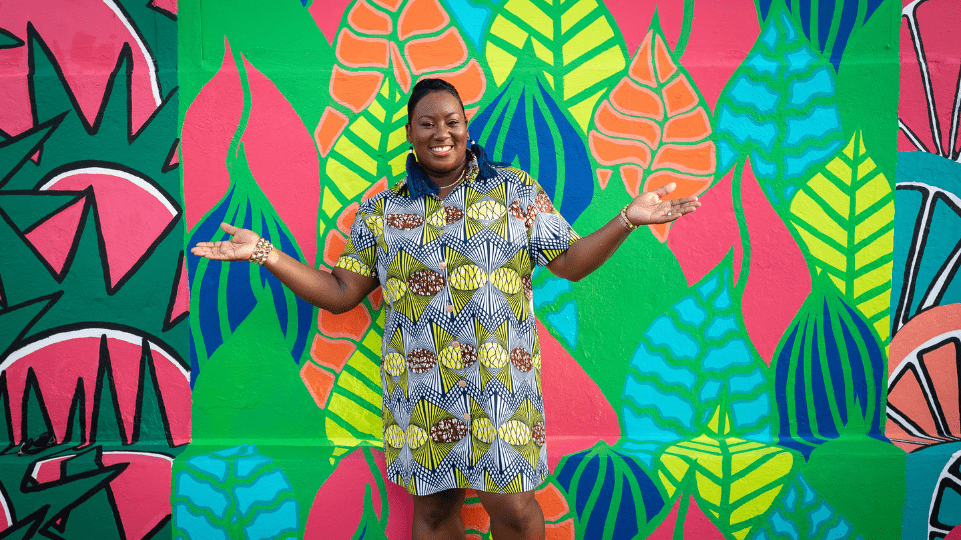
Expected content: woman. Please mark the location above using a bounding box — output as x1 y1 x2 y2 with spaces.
193 78 700 539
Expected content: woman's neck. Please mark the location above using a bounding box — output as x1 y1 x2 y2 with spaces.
426 154 469 194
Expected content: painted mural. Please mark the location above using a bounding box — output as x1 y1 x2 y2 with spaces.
0 0 959 539
0 0 185 538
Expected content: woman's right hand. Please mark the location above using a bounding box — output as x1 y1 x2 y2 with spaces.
190 222 261 262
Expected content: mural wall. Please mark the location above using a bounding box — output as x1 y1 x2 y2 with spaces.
0 0 959 539
0 0 185 538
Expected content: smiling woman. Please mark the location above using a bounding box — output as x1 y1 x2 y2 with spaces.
191 77 700 540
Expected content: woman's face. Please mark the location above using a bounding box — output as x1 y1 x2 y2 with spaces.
406 90 469 178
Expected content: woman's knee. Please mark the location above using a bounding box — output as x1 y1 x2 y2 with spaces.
478 491 544 532
413 489 466 529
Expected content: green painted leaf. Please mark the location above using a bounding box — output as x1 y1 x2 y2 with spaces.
483 0 628 132
787 131 894 341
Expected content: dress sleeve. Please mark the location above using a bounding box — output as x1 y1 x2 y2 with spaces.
335 205 380 277
526 176 581 267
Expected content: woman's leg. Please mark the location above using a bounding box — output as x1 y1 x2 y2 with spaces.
476 490 545 540
412 488 467 540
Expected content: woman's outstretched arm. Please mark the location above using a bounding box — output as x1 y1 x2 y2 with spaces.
191 223 378 314
546 182 700 282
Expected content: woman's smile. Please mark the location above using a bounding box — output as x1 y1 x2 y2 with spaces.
406 90 469 185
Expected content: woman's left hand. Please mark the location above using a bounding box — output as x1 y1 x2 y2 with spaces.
625 182 701 225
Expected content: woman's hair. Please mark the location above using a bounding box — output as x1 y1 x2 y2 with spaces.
407 78 465 124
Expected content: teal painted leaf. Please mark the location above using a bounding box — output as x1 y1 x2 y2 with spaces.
714 4 844 206
620 253 776 467
747 473 865 540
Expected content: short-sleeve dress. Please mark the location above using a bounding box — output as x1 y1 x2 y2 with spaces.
336 153 579 496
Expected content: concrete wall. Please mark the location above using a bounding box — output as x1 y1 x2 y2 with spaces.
0 0 959 538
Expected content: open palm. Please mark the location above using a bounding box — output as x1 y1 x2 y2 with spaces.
190 223 261 261
625 182 701 225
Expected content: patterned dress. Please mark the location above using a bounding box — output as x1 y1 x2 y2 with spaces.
336 155 579 496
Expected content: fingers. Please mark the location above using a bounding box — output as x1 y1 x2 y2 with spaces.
220 222 240 235
652 182 677 197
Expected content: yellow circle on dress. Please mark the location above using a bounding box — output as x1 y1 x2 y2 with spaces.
383 352 406 377
479 342 509 369
449 265 488 290
385 424 406 448
384 278 408 303
498 420 532 445
467 199 506 221
406 425 428 449
439 343 463 369
490 268 522 295
471 417 496 444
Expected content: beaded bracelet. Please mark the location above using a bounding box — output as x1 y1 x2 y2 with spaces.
250 237 273 266
618 204 639 232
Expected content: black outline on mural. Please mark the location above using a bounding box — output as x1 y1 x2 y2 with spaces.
0 114 63 189
21 368 56 441
0 292 62 360
146 0 178 22
894 184 961 334
887 336 961 445
21 449 128 535
91 335 128 445
104 0 164 101
30 160 182 296
0 322 190 449
0 27 25 50
0 371 15 447
161 137 180 175
162 251 188 333
1 191 92 284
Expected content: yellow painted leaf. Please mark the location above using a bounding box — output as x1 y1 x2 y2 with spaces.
484 0 628 132
789 130 894 342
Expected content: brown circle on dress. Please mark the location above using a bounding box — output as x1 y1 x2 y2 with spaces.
532 421 546 446
510 348 533 372
522 274 533 300
444 206 464 224
430 417 469 443
407 269 446 296
387 213 424 230
408 349 438 373
535 190 555 213
460 343 478 368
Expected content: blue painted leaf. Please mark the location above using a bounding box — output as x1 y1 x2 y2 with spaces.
187 145 313 385
714 4 844 206
555 441 664 540
470 69 594 223
772 277 886 457
620 252 776 467
757 0 886 70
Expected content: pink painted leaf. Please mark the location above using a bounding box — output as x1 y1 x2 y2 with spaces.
647 495 727 540
181 42 243 232
304 447 412 539
241 57 320 265
538 320 621 471
667 160 811 363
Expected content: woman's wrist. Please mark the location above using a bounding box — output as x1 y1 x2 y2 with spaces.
618 204 639 232
250 237 274 266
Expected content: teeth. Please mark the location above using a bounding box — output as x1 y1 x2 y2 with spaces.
432 146 452 152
